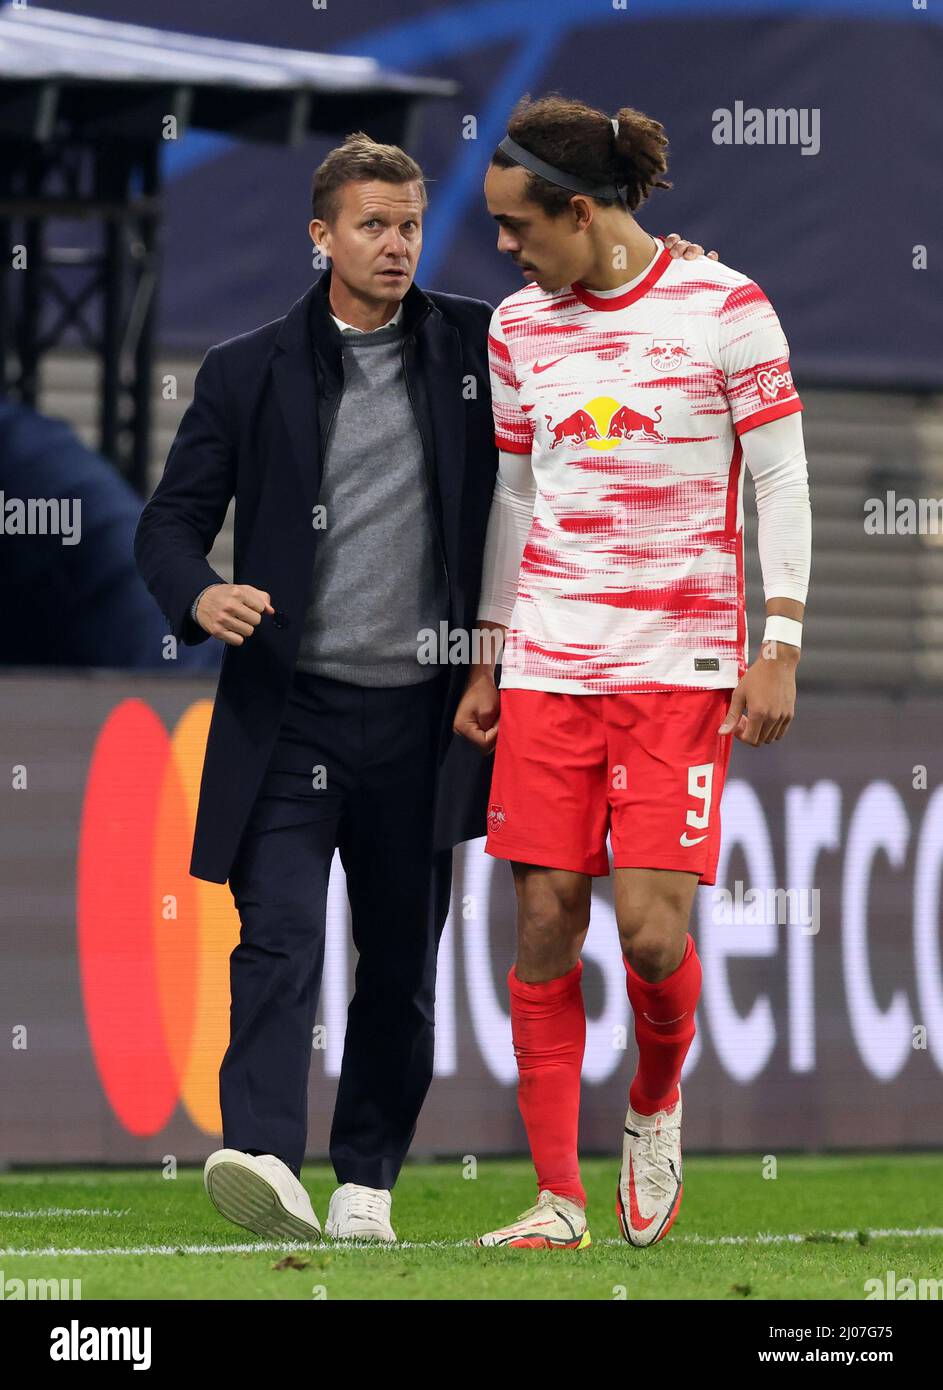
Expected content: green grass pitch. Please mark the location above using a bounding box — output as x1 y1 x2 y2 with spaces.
1 1154 941 1301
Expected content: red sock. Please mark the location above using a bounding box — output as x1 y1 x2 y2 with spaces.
624 933 702 1116
508 961 586 1207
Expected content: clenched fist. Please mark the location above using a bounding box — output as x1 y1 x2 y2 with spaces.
453 670 501 755
195 583 275 646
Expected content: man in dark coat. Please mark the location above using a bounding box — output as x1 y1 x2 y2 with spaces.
134 134 498 1244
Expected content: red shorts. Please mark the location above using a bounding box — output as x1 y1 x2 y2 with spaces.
484 688 734 884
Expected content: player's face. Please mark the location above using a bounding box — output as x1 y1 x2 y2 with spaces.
309 179 423 305
484 163 588 293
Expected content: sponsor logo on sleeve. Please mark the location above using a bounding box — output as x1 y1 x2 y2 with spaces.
754 361 796 404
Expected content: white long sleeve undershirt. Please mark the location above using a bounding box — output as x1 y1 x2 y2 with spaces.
740 410 812 603
477 411 811 627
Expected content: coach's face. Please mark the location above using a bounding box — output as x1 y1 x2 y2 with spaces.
309 179 423 307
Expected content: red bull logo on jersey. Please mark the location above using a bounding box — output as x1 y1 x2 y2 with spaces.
545 397 667 450
755 361 795 404
645 338 690 372
545 408 602 449
606 404 666 442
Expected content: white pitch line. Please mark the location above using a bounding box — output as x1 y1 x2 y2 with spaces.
0 1208 130 1219
1 1228 942 1258
676 1228 943 1246
0 1240 322 1258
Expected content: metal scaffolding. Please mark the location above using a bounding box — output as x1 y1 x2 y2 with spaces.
0 3 455 492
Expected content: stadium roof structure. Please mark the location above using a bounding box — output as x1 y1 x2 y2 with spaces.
0 3 455 144
0 2 457 488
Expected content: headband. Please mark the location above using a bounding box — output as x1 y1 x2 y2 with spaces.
497 117 629 207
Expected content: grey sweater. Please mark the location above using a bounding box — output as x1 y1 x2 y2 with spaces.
293 320 448 685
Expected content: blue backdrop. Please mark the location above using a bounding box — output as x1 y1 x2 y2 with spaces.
29 0 943 386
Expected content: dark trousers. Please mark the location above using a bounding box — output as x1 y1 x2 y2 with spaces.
220 666 453 1188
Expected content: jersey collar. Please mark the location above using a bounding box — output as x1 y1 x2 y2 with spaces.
570 238 671 311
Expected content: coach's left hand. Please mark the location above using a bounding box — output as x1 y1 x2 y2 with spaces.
665 232 719 261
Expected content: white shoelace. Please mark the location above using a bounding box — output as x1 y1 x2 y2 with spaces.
632 1119 681 1205
508 1190 577 1228
344 1189 390 1224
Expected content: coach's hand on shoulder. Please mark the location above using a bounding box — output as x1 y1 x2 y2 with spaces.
453 669 501 756
196 583 275 646
719 643 799 746
664 232 719 261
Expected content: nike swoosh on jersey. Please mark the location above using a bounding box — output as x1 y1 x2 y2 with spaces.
532 357 567 374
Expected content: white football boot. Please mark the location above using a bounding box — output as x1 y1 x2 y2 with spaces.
203 1149 322 1242
325 1184 397 1243
616 1087 684 1247
476 1189 591 1250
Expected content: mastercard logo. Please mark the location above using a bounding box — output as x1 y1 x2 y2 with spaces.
77 699 239 1138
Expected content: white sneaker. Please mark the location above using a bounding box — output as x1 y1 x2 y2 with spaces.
476 1189 591 1249
204 1149 322 1242
616 1088 684 1247
325 1183 397 1243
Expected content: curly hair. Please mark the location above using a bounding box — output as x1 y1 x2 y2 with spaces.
491 92 671 215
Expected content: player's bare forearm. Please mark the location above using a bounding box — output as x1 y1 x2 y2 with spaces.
765 596 805 626
468 619 506 682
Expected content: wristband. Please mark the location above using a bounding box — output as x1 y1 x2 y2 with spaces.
762 615 802 649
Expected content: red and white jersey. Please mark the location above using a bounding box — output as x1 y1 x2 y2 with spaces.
488 237 803 693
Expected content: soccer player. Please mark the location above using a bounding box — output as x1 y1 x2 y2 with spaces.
453 95 812 1250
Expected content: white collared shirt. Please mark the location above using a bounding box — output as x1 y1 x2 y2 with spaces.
330 301 404 334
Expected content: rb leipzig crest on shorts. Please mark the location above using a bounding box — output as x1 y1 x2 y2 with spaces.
488 803 507 833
